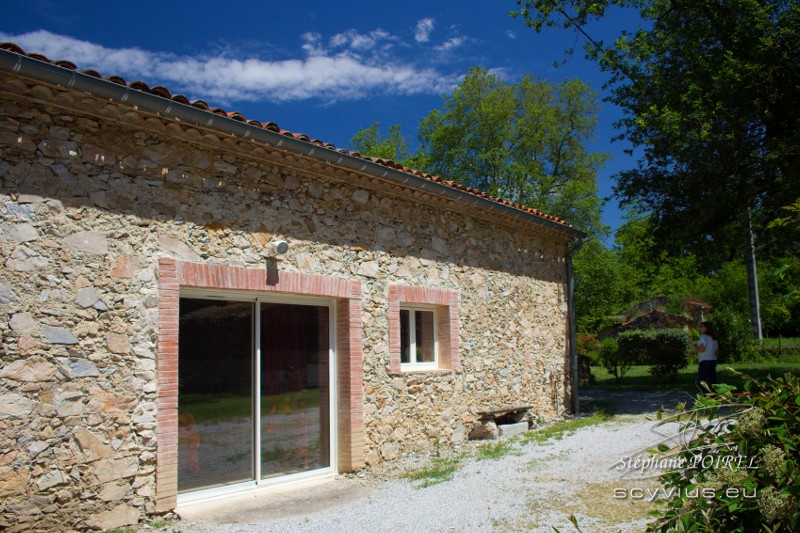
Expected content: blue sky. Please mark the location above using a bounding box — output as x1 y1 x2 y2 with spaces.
2 0 639 237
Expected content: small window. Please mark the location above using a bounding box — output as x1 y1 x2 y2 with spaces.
400 307 437 368
388 284 460 374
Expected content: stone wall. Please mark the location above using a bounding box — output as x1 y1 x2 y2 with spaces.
0 74 573 530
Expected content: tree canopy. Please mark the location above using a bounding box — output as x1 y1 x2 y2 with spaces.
573 214 799 337
348 67 609 237
416 67 608 236
513 0 800 262
348 122 412 163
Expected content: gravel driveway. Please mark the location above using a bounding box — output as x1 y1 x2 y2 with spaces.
176 390 692 533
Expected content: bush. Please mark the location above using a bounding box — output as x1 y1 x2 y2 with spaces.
617 329 691 377
577 334 601 365
648 373 800 532
598 337 633 381
709 307 756 362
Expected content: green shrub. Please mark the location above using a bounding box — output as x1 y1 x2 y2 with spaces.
577 333 601 365
617 329 649 365
617 329 691 377
709 307 756 362
598 337 633 381
648 373 800 532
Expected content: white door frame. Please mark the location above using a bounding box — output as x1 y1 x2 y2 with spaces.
177 288 338 505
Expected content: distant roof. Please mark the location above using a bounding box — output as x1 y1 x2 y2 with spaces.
0 41 581 235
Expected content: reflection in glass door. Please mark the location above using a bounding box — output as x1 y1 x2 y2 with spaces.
178 299 254 492
260 303 330 478
178 296 332 494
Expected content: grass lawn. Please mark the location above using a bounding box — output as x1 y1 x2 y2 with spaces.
586 360 800 392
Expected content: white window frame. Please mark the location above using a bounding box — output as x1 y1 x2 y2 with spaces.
399 305 438 370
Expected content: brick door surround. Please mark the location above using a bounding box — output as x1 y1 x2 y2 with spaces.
156 258 363 511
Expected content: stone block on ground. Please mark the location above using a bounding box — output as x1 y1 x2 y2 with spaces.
468 420 500 440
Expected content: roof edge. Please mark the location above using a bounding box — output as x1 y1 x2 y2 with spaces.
0 47 586 239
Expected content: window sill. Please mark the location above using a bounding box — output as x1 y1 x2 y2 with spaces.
391 367 457 376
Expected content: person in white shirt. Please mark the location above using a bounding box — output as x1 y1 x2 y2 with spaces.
697 321 719 391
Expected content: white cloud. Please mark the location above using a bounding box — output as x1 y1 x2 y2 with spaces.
329 28 395 52
434 37 466 52
414 18 435 43
301 32 325 57
506 30 517 40
0 29 459 104
487 67 511 80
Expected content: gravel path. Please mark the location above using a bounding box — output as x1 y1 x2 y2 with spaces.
176 391 691 533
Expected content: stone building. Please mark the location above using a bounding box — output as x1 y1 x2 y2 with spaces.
0 43 584 531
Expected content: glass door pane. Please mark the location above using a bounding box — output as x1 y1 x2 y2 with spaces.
178 299 254 492
260 303 330 478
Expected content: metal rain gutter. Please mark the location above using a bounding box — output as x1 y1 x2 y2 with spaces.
0 48 585 238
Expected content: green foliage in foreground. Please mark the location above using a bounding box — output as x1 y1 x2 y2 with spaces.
647 373 800 532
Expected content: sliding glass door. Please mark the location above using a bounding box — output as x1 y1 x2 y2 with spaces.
178 295 333 494
178 299 254 492
260 303 330 478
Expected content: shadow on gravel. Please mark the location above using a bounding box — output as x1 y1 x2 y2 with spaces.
579 389 696 416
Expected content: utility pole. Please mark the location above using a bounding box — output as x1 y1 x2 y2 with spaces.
745 208 763 339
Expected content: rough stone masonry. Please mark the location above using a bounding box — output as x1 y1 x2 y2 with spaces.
0 64 575 531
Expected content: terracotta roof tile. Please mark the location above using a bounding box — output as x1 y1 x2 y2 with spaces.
150 86 172 99
2 42 23 54
104 75 127 85
53 60 77 70
0 41 575 229
128 80 150 92
171 94 192 105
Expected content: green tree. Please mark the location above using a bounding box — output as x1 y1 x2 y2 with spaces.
416 67 609 237
614 209 703 301
573 239 634 332
768 199 800 325
512 1 800 254
598 337 632 381
348 122 412 163
614 210 799 336
514 0 800 337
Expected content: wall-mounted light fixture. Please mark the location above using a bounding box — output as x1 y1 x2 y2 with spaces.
271 240 289 255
